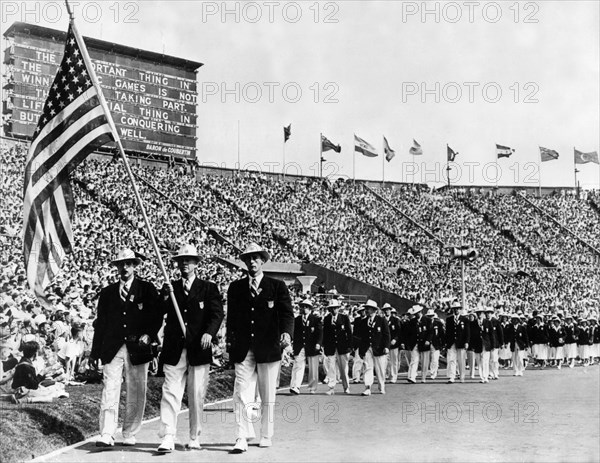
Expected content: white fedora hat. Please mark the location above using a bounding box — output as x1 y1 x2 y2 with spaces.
111 248 141 266
362 299 378 310
382 303 393 310
173 243 200 261
299 298 314 308
425 308 435 317
408 304 424 315
240 242 270 262
327 299 341 309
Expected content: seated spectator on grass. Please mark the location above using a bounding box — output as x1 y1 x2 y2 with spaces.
10 341 69 404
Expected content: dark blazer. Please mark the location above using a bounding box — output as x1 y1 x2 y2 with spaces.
292 313 323 357
445 314 470 349
530 324 549 345
503 322 515 347
387 315 402 348
511 323 529 351
417 316 433 352
468 319 483 354
577 326 590 346
548 325 565 347
403 317 419 350
490 318 504 349
161 277 224 366
226 275 294 364
564 324 579 344
481 319 492 351
356 315 390 358
430 318 445 350
323 313 353 356
91 278 162 365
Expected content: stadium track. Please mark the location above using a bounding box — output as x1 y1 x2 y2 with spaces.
35 366 600 462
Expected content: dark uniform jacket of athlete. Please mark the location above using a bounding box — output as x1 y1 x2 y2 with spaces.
160 277 224 366
91 278 162 365
323 313 353 356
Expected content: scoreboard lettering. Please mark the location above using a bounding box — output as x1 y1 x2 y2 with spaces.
3 22 202 160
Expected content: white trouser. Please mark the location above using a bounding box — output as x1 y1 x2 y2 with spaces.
99 344 148 438
363 348 386 390
429 347 440 378
408 346 420 381
419 350 431 381
447 344 457 379
233 350 280 440
513 348 525 375
290 348 319 391
388 347 399 381
325 351 350 390
479 351 490 380
352 348 364 380
159 348 209 439
489 348 499 378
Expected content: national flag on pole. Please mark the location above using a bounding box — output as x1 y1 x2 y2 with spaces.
574 148 599 165
496 144 515 159
447 145 458 162
284 124 291 143
321 134 341 153
23 24 114 304
383 136 395 162
354 134 378 157
409 139 423 156
540 146 559 162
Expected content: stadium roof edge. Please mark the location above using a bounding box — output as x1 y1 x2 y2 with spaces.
3 21 203 72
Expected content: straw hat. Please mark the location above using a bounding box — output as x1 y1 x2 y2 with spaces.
173 243 200 261
111 249 141 266
240 243 270 262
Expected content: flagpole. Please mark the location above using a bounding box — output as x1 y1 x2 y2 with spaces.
382 136 385 184
353 134 356 184
237 119 240 172
538 160 542 198
319 132 322 179
65 1 188 338
282 135 286 181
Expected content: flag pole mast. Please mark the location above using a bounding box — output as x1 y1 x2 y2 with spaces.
353 134 356 184
319 132 322 179
237 120 240 172
538 160 542 198
65 1 188 337
282 131 286 181
382 136 385 184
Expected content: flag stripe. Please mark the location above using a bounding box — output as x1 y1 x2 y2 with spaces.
23 24 114 302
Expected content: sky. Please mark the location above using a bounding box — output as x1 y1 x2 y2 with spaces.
2 0 599 188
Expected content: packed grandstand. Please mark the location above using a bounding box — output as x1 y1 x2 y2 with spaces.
1 139 600 387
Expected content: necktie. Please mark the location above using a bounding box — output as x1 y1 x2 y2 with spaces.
368 317 374 328
183 279 191 296
120 284 128 301
250 278 259 298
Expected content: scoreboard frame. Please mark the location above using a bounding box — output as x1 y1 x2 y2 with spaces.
2 22 202 161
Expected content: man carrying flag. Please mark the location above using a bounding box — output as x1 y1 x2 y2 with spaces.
496 144 515 159
383 136 396 162
321 134 341 153
574 148 599 165
355 134 378 157
447 145 458 162
540 146 559 162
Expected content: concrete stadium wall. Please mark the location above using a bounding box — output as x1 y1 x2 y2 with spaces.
301 262 415 313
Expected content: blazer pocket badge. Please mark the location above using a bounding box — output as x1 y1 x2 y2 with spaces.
377 327 381 332
267 300 274 309
137 303 143 311
199 301 204 310
310 327 315 332
129 295 135 302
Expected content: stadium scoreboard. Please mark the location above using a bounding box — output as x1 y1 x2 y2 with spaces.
2 22 202 160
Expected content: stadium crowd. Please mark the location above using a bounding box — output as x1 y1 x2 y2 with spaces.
1 140 600 403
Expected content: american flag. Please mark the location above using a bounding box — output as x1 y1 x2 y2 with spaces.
23 24 114 303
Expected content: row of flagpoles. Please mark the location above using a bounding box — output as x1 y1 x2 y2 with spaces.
282 124 600 185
